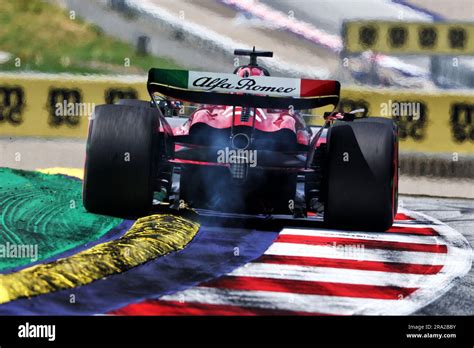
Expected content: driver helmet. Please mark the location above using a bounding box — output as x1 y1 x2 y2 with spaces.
233 66 270 77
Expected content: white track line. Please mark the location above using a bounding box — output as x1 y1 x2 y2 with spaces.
160 287 405 316
391 223 440 229
279 228 442 245
265 242 447 265
231 263 434 288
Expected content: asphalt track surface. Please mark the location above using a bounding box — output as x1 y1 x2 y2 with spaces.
399 196 474 315
0 163 472 315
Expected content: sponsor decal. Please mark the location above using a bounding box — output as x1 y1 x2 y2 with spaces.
0 86 25 124
149 69 307 97
188 71 300 97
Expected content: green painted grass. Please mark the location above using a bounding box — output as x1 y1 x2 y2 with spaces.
0 168 122 272
0 0 181 74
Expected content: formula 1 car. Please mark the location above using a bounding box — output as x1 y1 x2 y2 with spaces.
83 48 398 231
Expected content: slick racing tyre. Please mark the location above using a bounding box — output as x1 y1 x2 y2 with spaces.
116 99 153 108
83 104 159 217
324 117 398 231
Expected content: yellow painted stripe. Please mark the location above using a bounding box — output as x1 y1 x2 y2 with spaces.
37 167 84 180
0 214 199 304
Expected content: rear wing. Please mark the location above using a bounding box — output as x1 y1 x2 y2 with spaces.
147 68 340 110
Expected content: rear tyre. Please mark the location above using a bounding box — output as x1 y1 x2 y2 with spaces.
324 117 398 231
83 104 159 217
116 99 152 108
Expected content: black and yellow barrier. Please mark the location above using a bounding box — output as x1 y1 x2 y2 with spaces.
1 73 473 154
343 21 474 55
0 73 148 138
310 87 474 154
338 87 473 154
399 152 474 178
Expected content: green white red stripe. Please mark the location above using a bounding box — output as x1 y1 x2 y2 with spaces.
148 68 338 98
